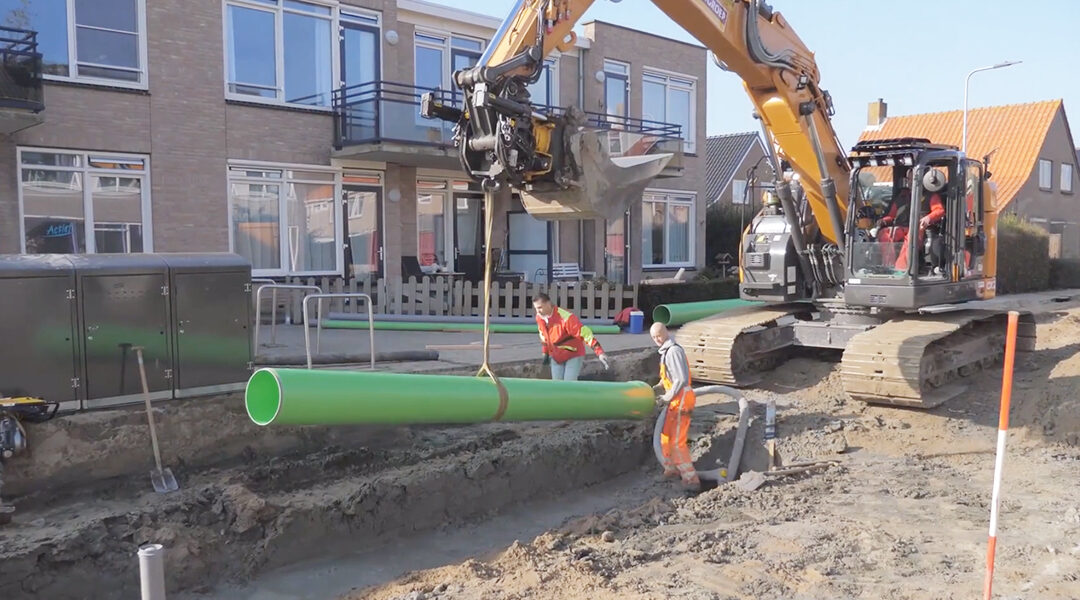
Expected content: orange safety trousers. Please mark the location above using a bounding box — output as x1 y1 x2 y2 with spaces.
658 362 699 487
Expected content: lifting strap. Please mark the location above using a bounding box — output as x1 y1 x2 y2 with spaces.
477 184 510 421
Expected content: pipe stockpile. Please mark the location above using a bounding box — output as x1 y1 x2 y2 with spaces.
652 299 759 327
318 319 622 334
245 367 655 426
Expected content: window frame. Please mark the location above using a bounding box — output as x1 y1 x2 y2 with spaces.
17 146 154 254
35 0 151 89
641 66 697 154
527 57 560 108
415 177 454 271
1038 158 1053 191
1061 163 1074 194
221 0 382 110
641 189 696 269
226 159 343 277
412 27 486 92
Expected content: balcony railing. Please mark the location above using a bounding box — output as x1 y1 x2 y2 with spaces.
332 81 683 150
0 26 44 112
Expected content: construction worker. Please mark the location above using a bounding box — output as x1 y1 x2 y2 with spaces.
533 292 611 381
650 322 700 490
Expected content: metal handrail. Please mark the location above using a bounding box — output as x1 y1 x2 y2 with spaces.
253 283 321 348
302 293 375 370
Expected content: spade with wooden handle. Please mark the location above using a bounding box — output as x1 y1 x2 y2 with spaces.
134 347 178 493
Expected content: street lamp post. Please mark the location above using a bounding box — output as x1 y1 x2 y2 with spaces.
963 60 1021 154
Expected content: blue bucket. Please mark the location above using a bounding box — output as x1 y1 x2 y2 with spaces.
628 310 644 334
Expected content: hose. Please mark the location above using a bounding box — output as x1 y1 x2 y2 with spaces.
652 385 752 483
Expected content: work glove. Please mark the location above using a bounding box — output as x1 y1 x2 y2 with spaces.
598 353 611 371
542 354 551 367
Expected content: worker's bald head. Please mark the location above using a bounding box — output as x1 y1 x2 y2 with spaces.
650 322 669 346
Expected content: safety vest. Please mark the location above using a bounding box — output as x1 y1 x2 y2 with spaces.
536 306 604 364
659 359 692 392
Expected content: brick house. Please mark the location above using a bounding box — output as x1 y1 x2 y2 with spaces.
0 0 707 285
704 131 774 210
860 99 1080 258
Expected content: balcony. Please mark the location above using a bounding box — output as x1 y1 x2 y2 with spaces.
332 81 683 177
0 26 45 134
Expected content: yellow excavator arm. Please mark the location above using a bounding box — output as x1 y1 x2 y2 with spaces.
423 0 850 244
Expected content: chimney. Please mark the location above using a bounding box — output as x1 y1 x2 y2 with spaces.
867 98 887 127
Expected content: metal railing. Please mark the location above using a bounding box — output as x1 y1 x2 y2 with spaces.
252 283 321 348
302 293 374 370
0 25 43 112
331 80 683 148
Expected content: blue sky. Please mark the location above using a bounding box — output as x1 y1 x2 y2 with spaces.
427 0 1080 149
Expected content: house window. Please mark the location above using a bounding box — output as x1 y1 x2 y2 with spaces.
642 191 694 267
0 0 147 86
224 0 336 107
228 163 338 275
417 179 449 270
1038 159 1053 191
1062 163 1074 194
642 69 696 153
19 148 152 254
527 58 559 107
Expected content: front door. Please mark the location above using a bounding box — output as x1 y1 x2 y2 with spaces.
605 211 630 284
342 185 383 280
507 198 552 283
452 192 484 280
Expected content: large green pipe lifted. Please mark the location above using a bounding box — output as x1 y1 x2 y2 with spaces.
245 368 655 426
652 299 760 327
319 319 621 334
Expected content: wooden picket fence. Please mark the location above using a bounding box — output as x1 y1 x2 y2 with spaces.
259 276 638 322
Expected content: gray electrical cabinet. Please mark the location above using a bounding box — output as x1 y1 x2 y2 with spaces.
70 254 173 409
161 253 252 397
0 256 82 411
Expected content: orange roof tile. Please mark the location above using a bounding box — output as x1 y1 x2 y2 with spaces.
859 99 1064 207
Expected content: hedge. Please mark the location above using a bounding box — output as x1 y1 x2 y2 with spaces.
996 215 1050 294
1050 258 1080 290
637 278 740 325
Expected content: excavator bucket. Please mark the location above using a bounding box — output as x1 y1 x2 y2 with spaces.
520 128 676 221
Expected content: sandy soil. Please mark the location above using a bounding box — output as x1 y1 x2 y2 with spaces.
348 308 1080 600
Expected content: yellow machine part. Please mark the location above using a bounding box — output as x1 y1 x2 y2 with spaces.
525 118 555 179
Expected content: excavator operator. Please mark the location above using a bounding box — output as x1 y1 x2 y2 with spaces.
876 169 946 272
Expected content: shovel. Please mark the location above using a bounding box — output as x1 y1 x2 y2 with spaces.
134 347 178 493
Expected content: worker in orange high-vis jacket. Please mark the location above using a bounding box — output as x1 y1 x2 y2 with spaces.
533 292 611 381
650 321 700 490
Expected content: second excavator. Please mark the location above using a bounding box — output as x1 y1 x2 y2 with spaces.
421 0 1035 408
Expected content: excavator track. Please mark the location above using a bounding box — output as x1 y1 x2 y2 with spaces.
841 310 1037 408
678 303 811 387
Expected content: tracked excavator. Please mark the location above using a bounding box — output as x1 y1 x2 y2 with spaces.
421 0 1035 409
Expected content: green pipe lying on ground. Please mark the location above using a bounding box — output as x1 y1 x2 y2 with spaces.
319 319 622 334
652 299 760 327
245 367 655 426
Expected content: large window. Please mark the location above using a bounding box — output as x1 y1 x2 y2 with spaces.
19 149 151 254
527 58 559 107
228 163 338 275
0 0 147 86
224 0 370 107
642 191 694 268
642 69 696 153
417 179 448 270
414 31 484 93
1062 163 1074 194
1038 159 1053 191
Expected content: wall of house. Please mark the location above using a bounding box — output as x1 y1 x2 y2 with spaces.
1009 109 1080 258
581 21 708 283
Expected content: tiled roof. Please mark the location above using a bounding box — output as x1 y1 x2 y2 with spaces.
705 132 762 205
859 100 1065 206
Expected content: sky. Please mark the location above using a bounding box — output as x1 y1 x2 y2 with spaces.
426 0 1080 149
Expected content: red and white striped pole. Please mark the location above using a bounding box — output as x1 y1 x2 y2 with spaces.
983 310 1020 600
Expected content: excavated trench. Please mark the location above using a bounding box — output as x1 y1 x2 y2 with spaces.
0 350 663 600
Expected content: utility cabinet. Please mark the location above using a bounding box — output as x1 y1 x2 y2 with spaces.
161 253 252 397
70 254 173 408
0 256 81 411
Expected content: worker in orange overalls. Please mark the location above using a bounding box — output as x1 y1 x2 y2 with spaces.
650 321 700 490
533 292 610 381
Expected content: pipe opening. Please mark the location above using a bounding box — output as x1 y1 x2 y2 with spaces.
653 306 672 325
246 369 283 426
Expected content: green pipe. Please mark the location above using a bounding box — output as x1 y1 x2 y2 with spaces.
319 319 622 334
245 367 655 426
652 299 760 327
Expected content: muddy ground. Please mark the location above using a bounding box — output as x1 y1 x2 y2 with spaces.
352 307 1080 600
2 305 1079 599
